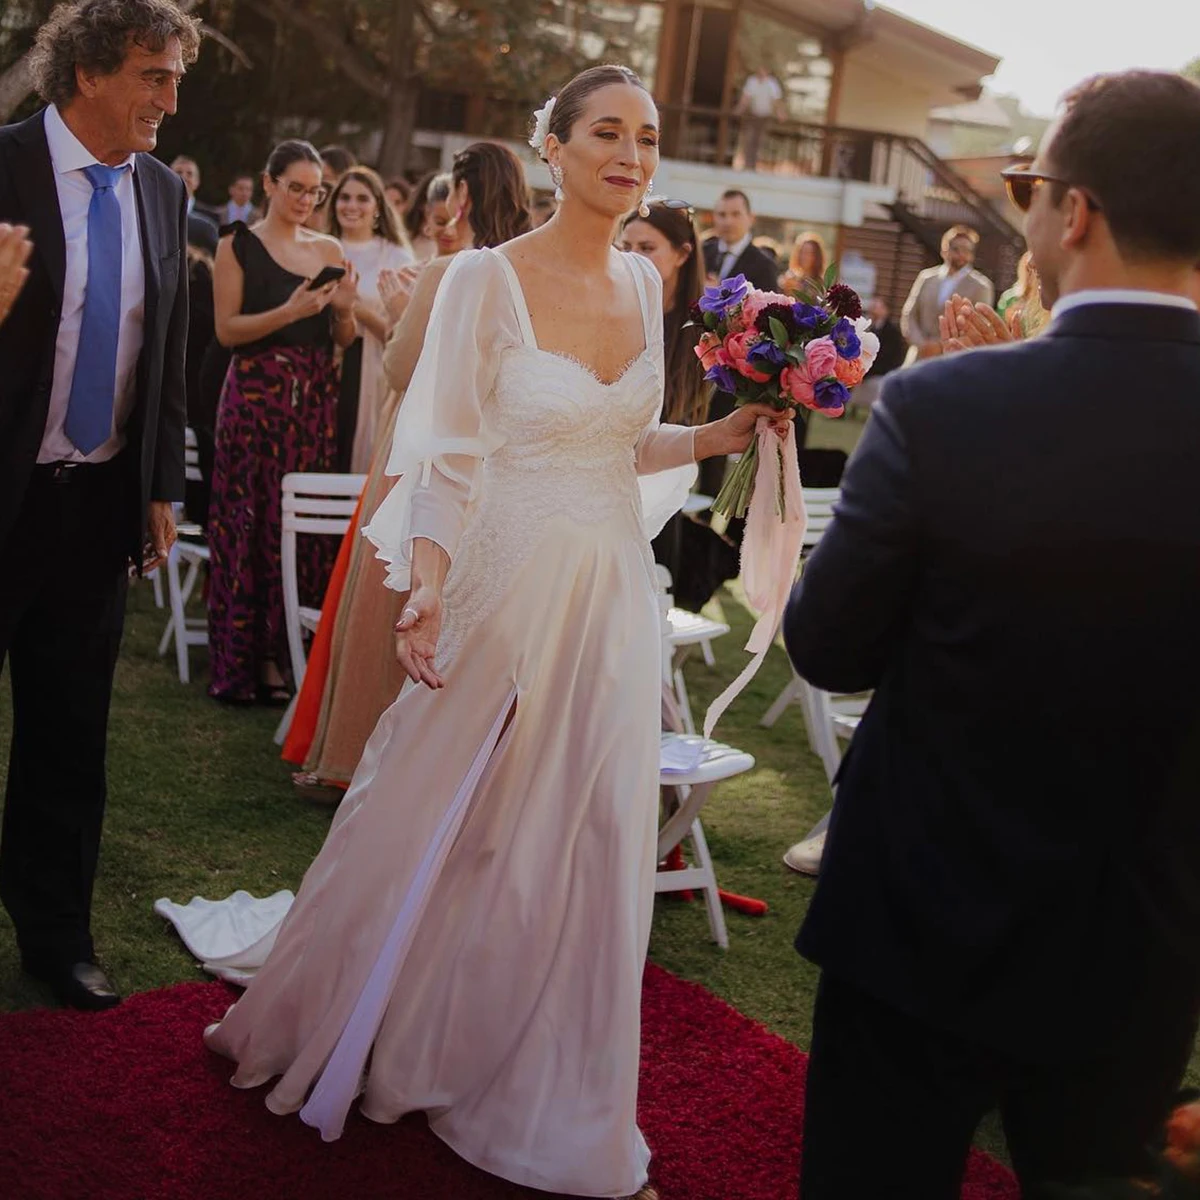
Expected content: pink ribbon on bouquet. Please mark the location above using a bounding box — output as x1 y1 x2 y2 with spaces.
703 417 806 739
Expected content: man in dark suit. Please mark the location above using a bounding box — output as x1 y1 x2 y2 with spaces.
700 188 781 498
0 0 199 1009
170 154 218 254
702 188 778 292
784 70 1200 1198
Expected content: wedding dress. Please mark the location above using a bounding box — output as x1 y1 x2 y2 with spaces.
199 246 697 1197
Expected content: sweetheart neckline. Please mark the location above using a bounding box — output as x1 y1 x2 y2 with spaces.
515 344 653 390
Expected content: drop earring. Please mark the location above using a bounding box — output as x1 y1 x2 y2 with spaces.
550 163 564 203
638 178 654 219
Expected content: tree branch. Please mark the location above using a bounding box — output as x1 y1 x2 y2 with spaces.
259 0 389 101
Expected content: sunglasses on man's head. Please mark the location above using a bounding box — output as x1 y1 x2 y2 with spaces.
1000 165 1102 215
652 197 696 219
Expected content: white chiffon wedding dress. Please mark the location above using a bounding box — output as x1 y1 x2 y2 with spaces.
198 246 697 1197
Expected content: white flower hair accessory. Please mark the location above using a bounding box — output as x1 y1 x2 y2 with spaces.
528 95 557 159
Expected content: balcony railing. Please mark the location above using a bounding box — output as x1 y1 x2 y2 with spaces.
655 102 1022 245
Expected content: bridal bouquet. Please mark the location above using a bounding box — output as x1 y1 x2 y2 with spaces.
691 269 878 519
689 269 878 739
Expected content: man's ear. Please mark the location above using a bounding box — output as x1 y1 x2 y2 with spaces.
1060 188 1095 251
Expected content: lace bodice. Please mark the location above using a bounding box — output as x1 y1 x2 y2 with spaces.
363 247 698 662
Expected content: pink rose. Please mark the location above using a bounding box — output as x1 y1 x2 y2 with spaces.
725 331 772 383
741 289 795 326
803 336 839 380
695 331 726 371
780 364 816 409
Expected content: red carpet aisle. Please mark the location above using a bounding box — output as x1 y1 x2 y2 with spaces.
0 965 1017 1200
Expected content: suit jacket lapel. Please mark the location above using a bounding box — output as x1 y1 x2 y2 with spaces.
132 157 162 336
11 111 66 307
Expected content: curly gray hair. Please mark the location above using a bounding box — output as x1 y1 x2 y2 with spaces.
30 0 202 109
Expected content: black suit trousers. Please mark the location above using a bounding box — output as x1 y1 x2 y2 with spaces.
0 458 133 967
800 971 1198 1199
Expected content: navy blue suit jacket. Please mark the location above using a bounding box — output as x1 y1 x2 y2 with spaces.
784 302 1200 1060
0 109 188 559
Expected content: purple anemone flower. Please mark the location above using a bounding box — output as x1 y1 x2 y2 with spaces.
699 274 750 315
831 318 862 360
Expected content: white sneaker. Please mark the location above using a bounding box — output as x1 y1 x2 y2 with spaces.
783 830 826 876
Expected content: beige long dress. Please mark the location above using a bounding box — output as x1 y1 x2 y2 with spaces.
204 247 697 1196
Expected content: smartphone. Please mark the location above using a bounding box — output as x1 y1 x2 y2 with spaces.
308 265 346 291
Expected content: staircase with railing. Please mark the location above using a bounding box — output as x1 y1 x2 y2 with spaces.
654 102 1025 293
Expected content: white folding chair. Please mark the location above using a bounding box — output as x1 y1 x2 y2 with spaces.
655 564 730 733
154 428 210 681
760 486 841 729
156 525 211 683
275 472 366 744
655 581 754 949
150 427 203 610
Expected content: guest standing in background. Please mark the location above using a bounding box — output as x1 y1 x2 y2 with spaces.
206 139 357 705
216 172 259 226
170 153 218 254
383 177 409 226
900 224 993 362
285 142 529 798
304 143 355 232
530 194 557 228
402 169 439 262
736 65 786 171
326 167 414 472
780 231 826 296
622 200 736 609
0 0 198 1010
701 189 779 498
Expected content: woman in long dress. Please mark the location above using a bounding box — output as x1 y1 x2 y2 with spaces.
205 65 790 1198
285 144 530 793
325 166 414 473
206 140 358 704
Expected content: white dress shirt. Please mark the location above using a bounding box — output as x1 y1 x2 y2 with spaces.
39 103 145 464
1052 287 1198 318
936 265 970 309
741 74 783 118
717 233 753 280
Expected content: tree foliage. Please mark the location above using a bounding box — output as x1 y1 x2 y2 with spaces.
1 0 594 197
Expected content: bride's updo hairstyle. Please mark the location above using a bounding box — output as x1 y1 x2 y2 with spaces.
451 142 531 248
538 64 653 158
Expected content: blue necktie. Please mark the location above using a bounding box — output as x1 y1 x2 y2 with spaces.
65 163 127 455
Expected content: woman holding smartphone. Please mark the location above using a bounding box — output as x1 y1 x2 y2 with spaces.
207 139 358 706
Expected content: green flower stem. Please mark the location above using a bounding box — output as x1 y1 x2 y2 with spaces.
712 442 761 520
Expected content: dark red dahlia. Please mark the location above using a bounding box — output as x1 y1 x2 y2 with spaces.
825 283 863 320
754 303 799 337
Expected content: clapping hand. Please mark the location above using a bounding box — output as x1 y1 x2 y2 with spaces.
0 223 33 327
394 586 445 689
939 294 1014 354
379 265 421 326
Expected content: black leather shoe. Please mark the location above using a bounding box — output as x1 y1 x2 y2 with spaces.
24 960 122 1011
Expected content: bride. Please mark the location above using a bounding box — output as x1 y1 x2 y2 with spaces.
204 63 790 1199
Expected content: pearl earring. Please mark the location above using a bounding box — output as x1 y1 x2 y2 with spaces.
638 178 654 219
549 163 564 203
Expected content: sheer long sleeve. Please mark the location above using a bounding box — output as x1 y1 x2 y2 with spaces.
363 250 514 591
626 251 699 535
